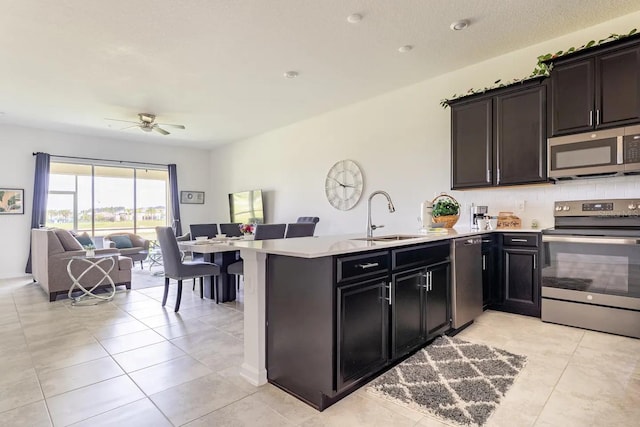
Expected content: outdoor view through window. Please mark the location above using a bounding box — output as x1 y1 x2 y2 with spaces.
46 162 168 240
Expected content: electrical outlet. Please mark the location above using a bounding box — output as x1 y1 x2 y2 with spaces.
516 200 526 211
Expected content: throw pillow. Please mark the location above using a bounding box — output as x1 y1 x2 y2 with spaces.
54 229 83 251
110 235 133 249
75 232 94 247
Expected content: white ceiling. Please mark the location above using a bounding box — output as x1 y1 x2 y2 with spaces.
1 0 640 149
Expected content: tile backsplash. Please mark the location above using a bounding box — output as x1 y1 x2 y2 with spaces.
452 175 639 230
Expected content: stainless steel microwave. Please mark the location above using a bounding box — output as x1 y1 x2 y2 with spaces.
548 125 640 180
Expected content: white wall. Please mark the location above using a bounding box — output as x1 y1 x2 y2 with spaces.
209 11 640 235
0 124 212 279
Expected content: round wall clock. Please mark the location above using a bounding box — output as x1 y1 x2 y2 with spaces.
325 159 364 210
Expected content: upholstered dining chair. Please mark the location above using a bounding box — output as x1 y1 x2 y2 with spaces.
190 223 219 240
227 223 287 277
285 222 316 238
155 227 221 312
296 216 320 224
219 223 243 237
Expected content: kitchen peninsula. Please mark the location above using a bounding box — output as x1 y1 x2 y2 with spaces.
190 228 539 410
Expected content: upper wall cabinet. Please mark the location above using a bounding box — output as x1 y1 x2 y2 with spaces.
450 79 547 190
550 38 640 136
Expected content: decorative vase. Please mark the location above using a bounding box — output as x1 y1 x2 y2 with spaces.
243 234 255 240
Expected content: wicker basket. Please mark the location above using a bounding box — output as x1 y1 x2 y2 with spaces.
431 193 460 228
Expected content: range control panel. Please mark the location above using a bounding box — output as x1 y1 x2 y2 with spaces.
554 199 640 217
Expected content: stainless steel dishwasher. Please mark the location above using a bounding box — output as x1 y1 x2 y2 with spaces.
452 237 483 329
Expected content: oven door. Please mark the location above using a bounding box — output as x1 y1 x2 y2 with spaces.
542 235 640 307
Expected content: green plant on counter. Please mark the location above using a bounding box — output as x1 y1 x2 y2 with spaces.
432 198 459 217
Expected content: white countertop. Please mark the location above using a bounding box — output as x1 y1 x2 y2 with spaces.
187 227 543 259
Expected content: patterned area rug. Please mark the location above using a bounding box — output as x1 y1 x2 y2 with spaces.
366 336 526 426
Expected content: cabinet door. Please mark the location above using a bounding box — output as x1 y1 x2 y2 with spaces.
550 59 595 136
495 85 547 185
451 99 493 189
502 248 540 317
481 244 497 308
336 277 389 391
391 268 426 359
597 46 640 128
425 262 450 338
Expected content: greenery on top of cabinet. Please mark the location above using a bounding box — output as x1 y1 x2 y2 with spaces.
441 28 637 108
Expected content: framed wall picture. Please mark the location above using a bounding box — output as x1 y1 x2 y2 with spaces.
180 190 205 204
0 188 24 214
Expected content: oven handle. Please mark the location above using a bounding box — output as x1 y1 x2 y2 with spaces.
542 235 640 245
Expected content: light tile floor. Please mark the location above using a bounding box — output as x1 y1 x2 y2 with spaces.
0 270 638 427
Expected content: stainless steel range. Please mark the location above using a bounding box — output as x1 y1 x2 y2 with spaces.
542 199 640 338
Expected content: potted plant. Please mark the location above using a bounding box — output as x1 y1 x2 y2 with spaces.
83 243 96 257
431 194 460 228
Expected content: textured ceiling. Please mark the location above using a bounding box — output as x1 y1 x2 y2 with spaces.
1 0 639 148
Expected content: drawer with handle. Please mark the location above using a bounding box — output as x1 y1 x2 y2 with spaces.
336 251 390 283
502 233 539 248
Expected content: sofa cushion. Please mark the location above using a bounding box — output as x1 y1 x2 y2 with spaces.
54 229 83 251
75 232 94 247
110 235 133 249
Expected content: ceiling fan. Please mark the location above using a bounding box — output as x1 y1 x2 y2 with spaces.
105 113 185 135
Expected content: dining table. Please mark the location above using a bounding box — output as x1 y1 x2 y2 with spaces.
178 237 247 302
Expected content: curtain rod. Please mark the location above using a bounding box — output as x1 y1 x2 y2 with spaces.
32 152 168 168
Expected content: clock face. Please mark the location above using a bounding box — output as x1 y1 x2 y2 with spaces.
325 159 364 210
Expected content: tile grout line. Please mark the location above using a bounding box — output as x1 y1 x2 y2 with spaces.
530 329 585 426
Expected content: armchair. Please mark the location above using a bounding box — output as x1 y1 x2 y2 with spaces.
103 233 150 268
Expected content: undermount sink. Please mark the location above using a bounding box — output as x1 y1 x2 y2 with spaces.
351 234 424 242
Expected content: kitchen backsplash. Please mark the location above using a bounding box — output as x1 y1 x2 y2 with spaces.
451 175 639 230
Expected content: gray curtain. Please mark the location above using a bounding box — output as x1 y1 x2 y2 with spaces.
168 164 182 236
25 152 50 273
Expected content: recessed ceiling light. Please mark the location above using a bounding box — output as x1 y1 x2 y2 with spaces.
450 19 470 31
398 45 413 53
347 13 362 24
283 71 299 79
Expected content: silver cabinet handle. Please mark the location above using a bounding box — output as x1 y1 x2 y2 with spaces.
356 262 379 269
497 168 501 184
386 283 392 305
596 109 600 126
511 238 528 242
420 273 429 289
428 271 433 291
533 254 536 270
486 169 491 183
589 110 593 126
482 254 486 271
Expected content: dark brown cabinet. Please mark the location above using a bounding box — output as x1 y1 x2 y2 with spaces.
481 234 498 309
424 261 450 337
499 234 541 317
390 243 450 359
451 80 547 189
550 42 640 136
266 242 453 411
337 277 389 391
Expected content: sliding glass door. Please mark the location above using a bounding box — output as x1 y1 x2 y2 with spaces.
46 162 168 240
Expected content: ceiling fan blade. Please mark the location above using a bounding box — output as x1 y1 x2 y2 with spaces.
153 125 170 135
157 123 186 129
119 125 140 130
105 118 139 124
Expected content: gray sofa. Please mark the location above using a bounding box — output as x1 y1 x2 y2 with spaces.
31 228 133 301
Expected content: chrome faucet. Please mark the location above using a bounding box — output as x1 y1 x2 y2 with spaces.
367 190 396 238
